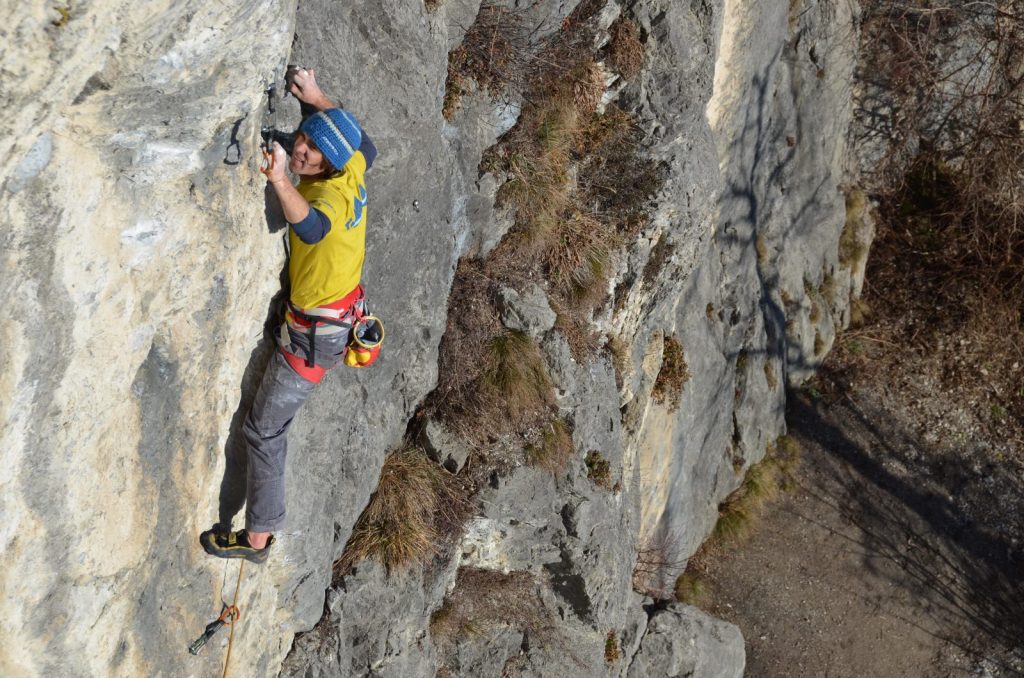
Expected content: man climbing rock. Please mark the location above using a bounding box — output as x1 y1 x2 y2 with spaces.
201 67 377 563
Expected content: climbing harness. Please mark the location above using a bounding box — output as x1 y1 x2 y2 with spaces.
279 285 385 381
188 561 246 678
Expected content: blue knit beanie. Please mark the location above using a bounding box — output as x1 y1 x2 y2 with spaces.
299 109 363 172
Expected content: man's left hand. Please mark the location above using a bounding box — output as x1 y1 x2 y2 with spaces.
260 141 288 184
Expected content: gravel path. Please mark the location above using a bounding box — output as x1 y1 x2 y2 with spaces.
699 384 1024 677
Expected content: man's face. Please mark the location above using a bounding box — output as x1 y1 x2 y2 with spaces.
290 132 329 176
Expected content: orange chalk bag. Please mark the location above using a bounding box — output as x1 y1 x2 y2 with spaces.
344 298 384 368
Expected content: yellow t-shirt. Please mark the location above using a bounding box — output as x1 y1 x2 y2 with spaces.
289 152 368 309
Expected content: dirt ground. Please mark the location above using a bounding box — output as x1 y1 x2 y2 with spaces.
696 368 1024 677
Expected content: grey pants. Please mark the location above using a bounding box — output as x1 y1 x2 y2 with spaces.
243 322 349 533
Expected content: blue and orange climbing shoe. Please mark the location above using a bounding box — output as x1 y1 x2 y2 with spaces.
200 528 274 564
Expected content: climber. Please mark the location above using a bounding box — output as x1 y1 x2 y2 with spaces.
200 67 377 563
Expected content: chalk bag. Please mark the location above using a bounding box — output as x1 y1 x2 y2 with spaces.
345 314 384 368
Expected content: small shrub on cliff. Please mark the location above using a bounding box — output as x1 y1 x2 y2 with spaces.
633 532 685 600
652 334 690 411
585 450 613 489
607 17 644 81
604 631 621 663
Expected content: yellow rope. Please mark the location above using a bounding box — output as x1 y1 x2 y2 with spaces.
221 560 245 678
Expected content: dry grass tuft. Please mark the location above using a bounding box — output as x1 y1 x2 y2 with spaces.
713 435 801 544
484 330 556 420
813 331 826 357
840 190 870 270
764 361 779 390
669 438 802 611
337 446 470 574
607 17 645 81
755 234 769 264
673 571 709 606
606 334 630 389
652 334 690 411
528 417 575 474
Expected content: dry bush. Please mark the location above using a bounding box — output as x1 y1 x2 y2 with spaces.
478 4 662 360
430 568 552 642
430 259 505 427
652 334 690 411
859 1 1024 295
443 4 533 119
552 303 602 359
337 446 471 574
633 532 685 600
607 17 645 81
641 234 674 288
427 0 663 501
429 271 557 446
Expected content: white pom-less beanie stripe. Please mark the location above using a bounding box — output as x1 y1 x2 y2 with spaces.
300 109 363 171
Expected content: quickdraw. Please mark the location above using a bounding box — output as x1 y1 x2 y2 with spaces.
187 603 240 655
189 560 246 678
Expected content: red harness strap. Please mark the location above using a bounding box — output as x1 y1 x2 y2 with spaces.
280 350 327 383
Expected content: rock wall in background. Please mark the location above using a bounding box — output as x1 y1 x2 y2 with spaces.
0 0 861 676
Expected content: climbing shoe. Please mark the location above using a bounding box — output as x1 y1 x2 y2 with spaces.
200 528 274 564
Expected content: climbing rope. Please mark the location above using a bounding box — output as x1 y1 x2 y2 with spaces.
221 560 245 678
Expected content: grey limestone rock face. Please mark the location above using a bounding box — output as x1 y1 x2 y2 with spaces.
498 284 557 338
421 418 472 473
627 604 746 678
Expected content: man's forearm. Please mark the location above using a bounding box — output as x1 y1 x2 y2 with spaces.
299 93 336 119
311 93 336 111
269 178 311 223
